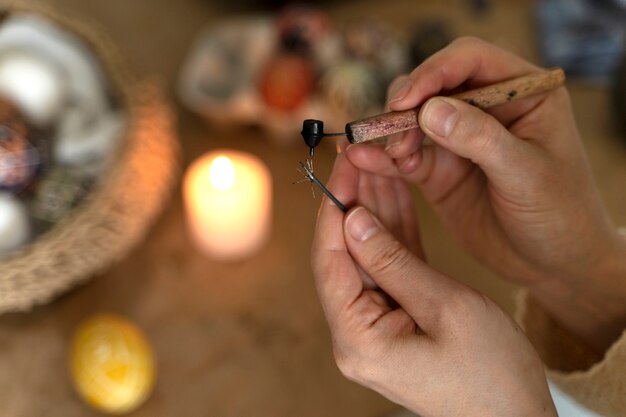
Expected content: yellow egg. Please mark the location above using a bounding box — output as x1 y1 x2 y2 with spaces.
69 314 156 414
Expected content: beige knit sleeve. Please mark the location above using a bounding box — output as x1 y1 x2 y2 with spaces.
515 228 626 416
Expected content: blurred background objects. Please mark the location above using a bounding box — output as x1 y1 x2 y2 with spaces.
0 0 625 416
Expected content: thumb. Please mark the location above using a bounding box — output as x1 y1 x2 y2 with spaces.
343 207 460 332
419 97 529 177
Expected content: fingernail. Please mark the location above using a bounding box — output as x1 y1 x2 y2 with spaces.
398 154 416 173
422 98 458 137
384 132 403 153
336 138 349 154
388 78 413 104
346 207 379 242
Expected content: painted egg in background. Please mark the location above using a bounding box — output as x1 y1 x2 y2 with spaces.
320 60 384 120
0 99 43 194
258 52 315 112
69 314 156 414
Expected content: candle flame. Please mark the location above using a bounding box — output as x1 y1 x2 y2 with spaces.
209 156 236 191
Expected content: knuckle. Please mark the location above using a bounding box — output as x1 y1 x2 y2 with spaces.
440 291 474 321
332 333 388 385
334 351 356 379
439 290 491 331
369 240 412 277
462 112 502 159
333 339 384 384
334 347 364 382
387 74 410 97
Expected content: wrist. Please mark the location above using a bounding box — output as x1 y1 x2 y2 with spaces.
528 228 626 353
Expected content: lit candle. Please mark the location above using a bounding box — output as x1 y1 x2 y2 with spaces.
183 150 272 260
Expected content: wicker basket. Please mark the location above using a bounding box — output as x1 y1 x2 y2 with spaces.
0 0 179 313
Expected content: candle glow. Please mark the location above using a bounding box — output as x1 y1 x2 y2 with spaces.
209 156 235 191
183 150 272 260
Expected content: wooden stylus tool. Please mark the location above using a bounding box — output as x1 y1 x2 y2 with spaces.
345 67 565 144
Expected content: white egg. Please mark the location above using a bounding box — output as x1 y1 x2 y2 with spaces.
0 52 64 126
0 15 110 121
0 192 30 254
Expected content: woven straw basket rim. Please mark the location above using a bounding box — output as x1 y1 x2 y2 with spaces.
0 0 180 313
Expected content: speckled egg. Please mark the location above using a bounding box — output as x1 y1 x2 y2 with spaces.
70 314 156 414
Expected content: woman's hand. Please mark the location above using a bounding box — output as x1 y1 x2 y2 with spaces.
311 153 556 417
346 37 626 351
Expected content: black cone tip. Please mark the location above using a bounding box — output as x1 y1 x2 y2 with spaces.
301 119 324 149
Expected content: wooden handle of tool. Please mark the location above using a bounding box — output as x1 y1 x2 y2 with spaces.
346 67 565 144
451 67 565 108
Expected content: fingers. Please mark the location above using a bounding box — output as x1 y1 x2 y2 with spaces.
385 129 425 160
339 149 425 257
357 171 378 215
346 143 402 178
393 178 424 258
311 153 363 323
372 174 424 258
344 206 460 332
388 37 539 112
386 75 412 109
385 75 426 164
345 142 474 206
418 96 532 179
313 153 358 252
312 153 425 327
373 174 399 233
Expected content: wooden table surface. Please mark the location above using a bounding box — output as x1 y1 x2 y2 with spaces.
1 1 625 416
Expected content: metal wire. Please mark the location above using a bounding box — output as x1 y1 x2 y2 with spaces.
295 160 348 213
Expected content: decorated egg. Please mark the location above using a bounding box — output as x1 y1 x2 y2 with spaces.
320 60 384 119
276 5 331 53
342 20 409 81
258 52 315 112
70 314 156 414
0 127 40 193
0 100 41 193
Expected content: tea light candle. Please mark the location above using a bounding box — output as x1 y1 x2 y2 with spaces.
183 150 272 260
